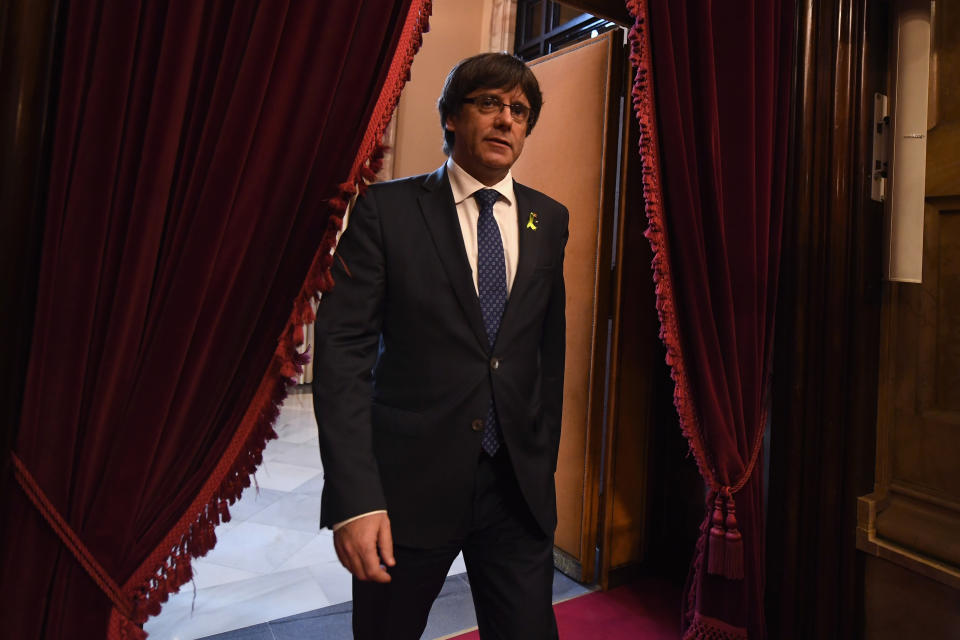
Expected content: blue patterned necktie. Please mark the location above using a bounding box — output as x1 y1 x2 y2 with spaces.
474 188 506 456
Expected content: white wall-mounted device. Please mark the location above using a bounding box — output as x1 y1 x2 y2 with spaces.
883 0 931 283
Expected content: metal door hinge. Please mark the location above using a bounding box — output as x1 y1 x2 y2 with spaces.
871 93 889 203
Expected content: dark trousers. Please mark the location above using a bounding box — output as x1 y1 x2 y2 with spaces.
352 451 558 640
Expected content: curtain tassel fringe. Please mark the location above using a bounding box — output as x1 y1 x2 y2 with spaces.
109 608 147 640
723 493 744 580
706 493 726 575
705 489 744 580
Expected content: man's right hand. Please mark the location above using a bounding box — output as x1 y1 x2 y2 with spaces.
333 511 396 582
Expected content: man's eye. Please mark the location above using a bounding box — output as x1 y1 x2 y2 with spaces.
481 97 500 108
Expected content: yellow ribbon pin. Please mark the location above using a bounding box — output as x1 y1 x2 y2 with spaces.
526 211 539 230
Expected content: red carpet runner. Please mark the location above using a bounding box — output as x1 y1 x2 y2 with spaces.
447 579 681 640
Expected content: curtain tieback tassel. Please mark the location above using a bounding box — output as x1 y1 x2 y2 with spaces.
723 493 744 579
706 488 744 580
707 492 726 575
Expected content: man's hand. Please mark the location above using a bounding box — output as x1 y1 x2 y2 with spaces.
333 512 395 582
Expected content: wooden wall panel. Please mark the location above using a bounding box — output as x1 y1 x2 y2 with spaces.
935 210 960 413
863 557 960 639
878 201 960 502
857 3 960 628
553 0 631 26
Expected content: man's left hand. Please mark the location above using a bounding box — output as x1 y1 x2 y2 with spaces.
332 511 395 582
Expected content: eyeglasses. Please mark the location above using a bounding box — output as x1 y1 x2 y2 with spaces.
462 95 533 124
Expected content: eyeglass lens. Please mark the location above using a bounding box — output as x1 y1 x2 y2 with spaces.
473 96 529 123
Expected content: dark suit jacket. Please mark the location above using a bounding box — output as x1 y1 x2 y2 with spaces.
312 164 568 548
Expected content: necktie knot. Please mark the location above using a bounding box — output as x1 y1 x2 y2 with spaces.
473 189 499 216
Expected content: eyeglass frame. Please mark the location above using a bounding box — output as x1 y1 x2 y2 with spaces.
461 94 534 125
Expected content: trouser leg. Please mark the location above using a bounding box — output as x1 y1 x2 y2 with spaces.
352 543 460 640
462 452 558 640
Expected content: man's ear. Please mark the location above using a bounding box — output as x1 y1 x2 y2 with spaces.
444 114 456 132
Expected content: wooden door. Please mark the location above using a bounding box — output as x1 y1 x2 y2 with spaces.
512 29 635 584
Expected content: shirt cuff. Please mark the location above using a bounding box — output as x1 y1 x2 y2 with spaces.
331 510 388 531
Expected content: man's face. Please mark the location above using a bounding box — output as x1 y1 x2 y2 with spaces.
445 85 530 186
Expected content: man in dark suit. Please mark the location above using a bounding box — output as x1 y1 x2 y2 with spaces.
313 52 568 640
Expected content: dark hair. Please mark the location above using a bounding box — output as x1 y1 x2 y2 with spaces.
437 52 543 155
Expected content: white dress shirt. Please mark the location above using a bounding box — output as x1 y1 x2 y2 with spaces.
445 157 519 295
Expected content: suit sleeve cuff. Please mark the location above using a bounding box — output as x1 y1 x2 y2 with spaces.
331 510 388 531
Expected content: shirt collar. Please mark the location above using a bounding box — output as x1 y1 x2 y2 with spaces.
446 157 515 207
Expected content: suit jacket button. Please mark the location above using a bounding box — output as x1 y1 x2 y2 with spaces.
471 419 484 432
490 357 500 370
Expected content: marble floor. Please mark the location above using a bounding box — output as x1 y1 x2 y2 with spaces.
199 567 590 640
145 387 589 640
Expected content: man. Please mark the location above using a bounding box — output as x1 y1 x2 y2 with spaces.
313 52 568 640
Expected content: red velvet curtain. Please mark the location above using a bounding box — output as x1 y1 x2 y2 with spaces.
0 1 431 637
626 1 794 638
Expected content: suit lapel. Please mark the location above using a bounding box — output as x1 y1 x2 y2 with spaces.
500 182 543 332
418 166 489 350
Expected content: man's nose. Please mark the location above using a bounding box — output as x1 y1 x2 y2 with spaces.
493 105 513 128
